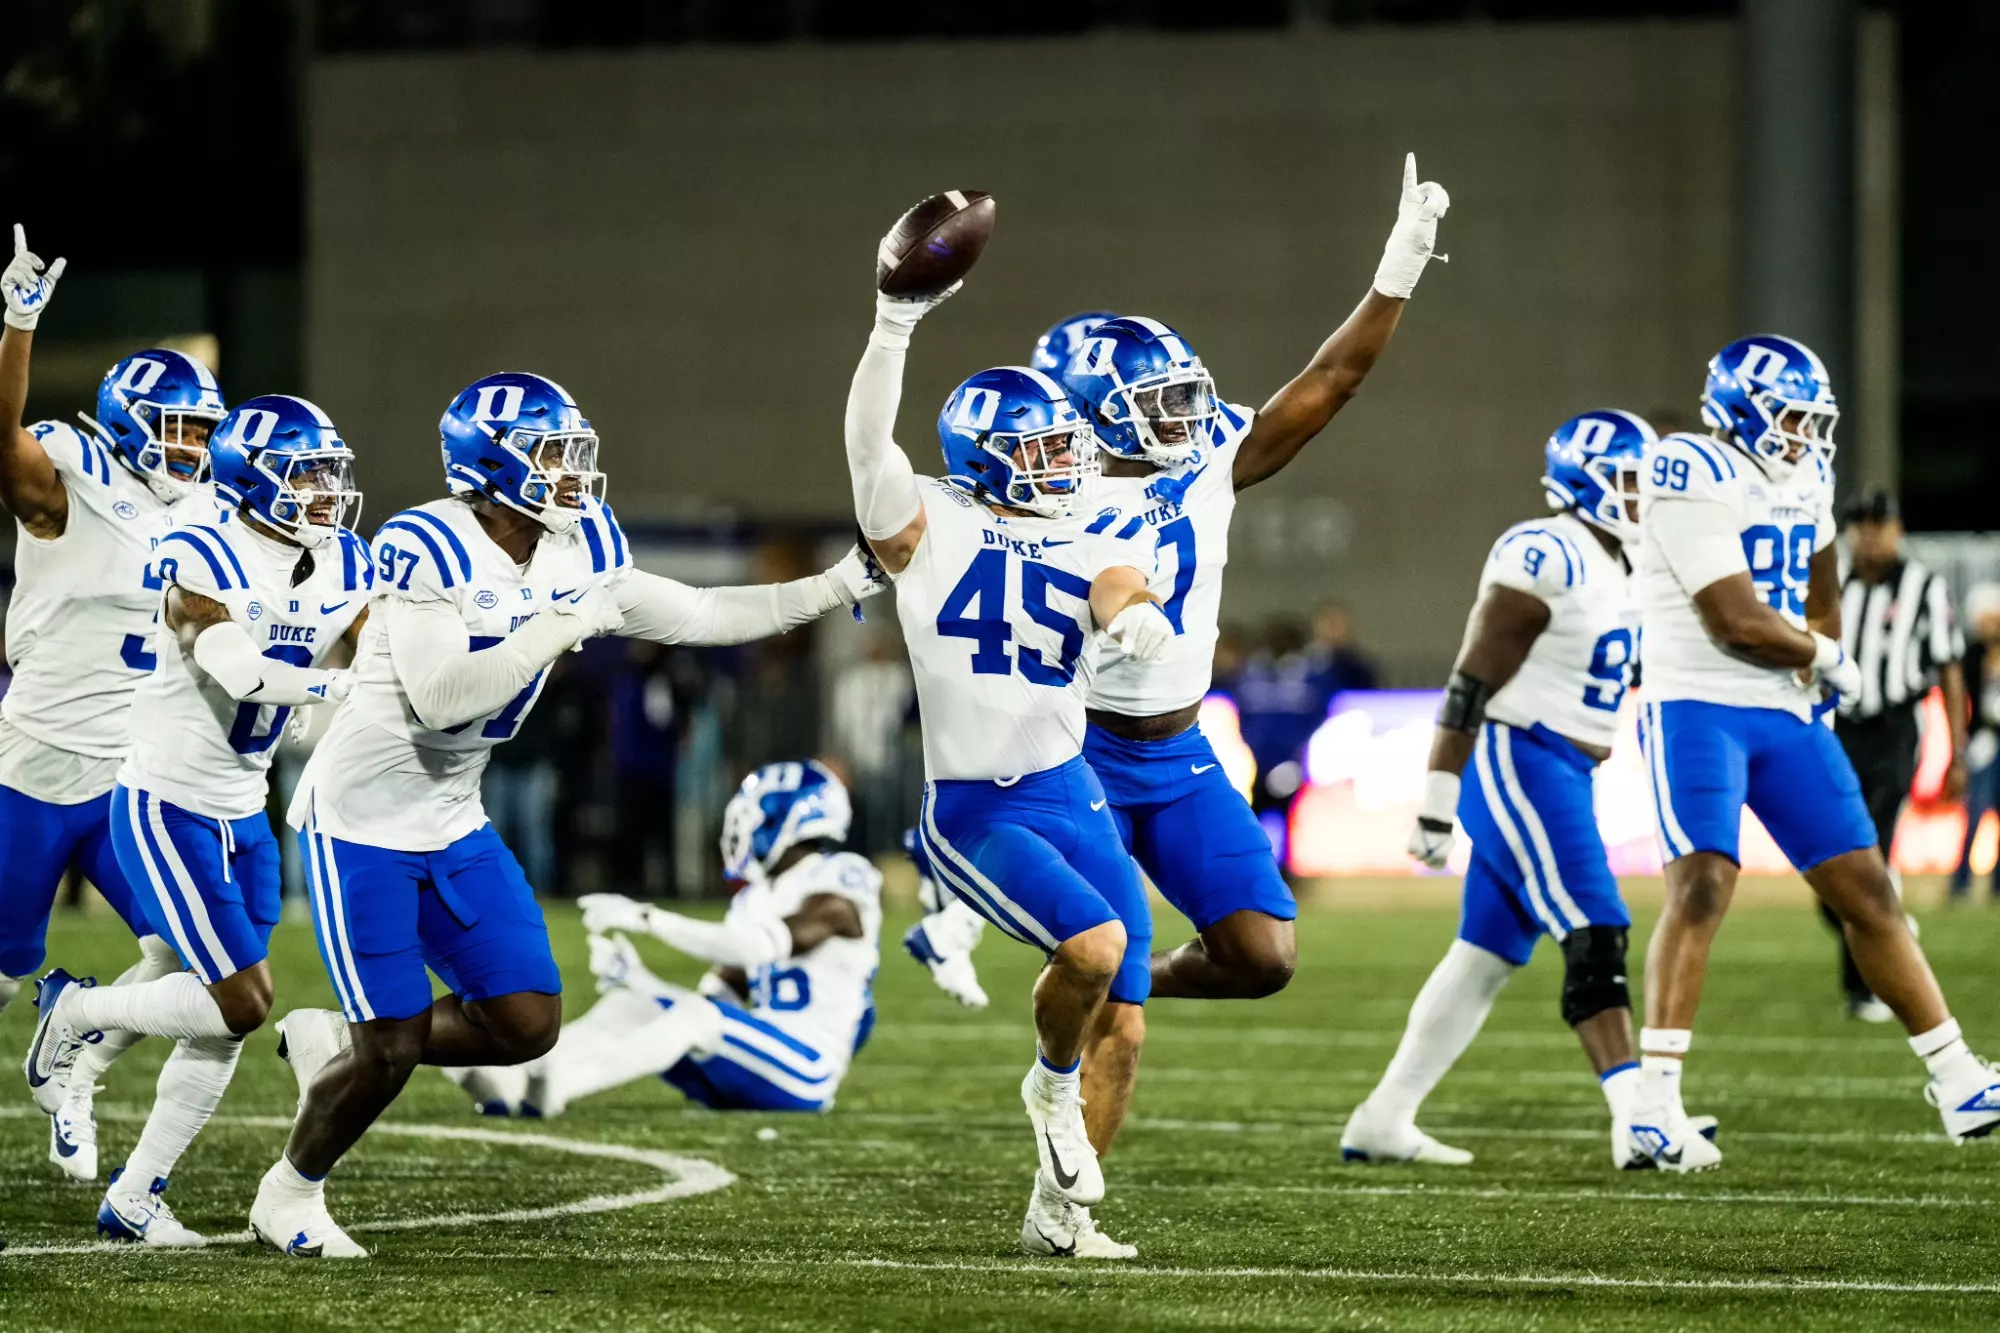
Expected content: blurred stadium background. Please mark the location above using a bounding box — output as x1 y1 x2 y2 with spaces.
4 0 1998 903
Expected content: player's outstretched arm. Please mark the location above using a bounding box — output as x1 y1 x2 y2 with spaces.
1408 585 1551 869
611 553 884 649
168 586 355 706
578 892 847 968
1089 565 1175 663
1233 154 1449 491
386 588 617 732
0 225 69 536
846 284 958 575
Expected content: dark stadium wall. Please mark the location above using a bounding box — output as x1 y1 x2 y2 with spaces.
306 22 1738 683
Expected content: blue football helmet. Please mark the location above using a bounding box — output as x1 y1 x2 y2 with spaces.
439 372 603 534
719 760 852 882
81 349 226 502
1700 334 1839 476
1060 315 1215 468
1542 409 1653 542
208 396 360 550
1030 310 1117 376
936 366 1098 520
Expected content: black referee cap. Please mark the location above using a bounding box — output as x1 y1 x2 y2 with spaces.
1841 488 1900 525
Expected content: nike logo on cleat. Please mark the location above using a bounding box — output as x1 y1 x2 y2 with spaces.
54 1135 78 1158
1954 1087 2000 1113
289 1231 321 1257
1033 1224 1076 1258
1191 763 1217 774
1044 1131 1080 1190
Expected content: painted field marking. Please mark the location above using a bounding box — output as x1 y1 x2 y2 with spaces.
0 1114 732 1258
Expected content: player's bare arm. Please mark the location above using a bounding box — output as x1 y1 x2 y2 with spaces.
1690 573 1817 668
1089 565 1175 665
164 584 233 646
1940 658 1972 799
783 894 866 954
1234 155 1448 490
0 226 69 538
1804 543 1841 639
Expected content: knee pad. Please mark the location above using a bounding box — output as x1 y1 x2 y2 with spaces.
1559 926 1630 1028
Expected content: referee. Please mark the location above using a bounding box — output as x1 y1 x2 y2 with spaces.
1827 490 1969 1020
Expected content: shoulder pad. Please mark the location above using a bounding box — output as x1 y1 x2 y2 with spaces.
336 528 375 594
1487 522 1585 595
575 497 632 578
1207 400 1255 452
804 851 882 901
158 524 253 597
374 506 476 596
30 420 119 488
1643 433 1740 502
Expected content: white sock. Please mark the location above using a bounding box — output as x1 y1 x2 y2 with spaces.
542 1000 722 1106
66 936 183 1088
1639 1027 1692 1115
265 1155 326 1199
1600 1063 1641 1120
1028 1050 1083 1104
115 1034 244 1192
1909 1017 1980 1081
63 970 232 1041
1366 939 1514 1124
0 973 22 1016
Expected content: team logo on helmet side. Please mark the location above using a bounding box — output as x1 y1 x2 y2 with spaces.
1060 316 1215 468
1030 310 1117 376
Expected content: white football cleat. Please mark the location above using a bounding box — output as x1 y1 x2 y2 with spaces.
1627 1100 1723 1172
1020 1172 1136 1259
23 969 98 1114
441 1064 529 1117
521 1063 565 1119
1849 995 1896 1024
276 1008 351 1114
1021 1065 1102 1206
48 1081 100 1181
97 1170 205 1248
1927 1058 2000 1143
1617 1111 1719 1169
250 1160 368 1259
903 921 990 1009
1340 1100 1473 1166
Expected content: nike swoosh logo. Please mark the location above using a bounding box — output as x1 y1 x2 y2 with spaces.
319 601 348 615
1191 763 1217 775
54 1134 77 1158
1089 799 1106 811
1044 1130 1079 1189
1033 1223 1076 1258
1041 539 1074 548
290 1231 322 1257
1956 1088 2000 1113
551 588 580 602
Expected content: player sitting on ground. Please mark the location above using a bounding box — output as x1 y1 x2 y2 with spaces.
246 371 885 1259
1345 410 1671 1170
0 228 229 1182
446 760 880 1117
844 252 1173 1258
26 397 369 1245
1633 334 2000 1168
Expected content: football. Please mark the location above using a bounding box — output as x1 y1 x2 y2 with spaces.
874 190 996 297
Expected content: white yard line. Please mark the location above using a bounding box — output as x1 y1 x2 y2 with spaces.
1125 1180 1991 1209
0 1115 733 1258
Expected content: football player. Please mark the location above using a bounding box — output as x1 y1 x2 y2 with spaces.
1047 155 1448 1159
843 251 1173 1258
238 371 884 1257
438 761 880 1117
1633 335 2000 1167
0 226 226 1171
1344 411 1658 1169
25 396 369 1244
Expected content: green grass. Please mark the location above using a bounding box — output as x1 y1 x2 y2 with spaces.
5 892 2000 1331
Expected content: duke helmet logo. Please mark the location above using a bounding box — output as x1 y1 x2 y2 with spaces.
472 385 526 424
475 589 500 609
115 358 168 396
1735 345 1789 385
246 601 264 621
112 500 139 520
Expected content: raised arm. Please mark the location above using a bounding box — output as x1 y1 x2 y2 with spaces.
0 225 69 537
1233 155 1449 491
847 285 959 575
613 557 882 648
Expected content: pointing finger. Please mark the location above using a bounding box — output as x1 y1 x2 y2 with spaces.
1403 153 1417 197
11 224 22 257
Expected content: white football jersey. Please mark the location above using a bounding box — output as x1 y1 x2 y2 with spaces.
1 422 199 786
122 520 371 820
291 496 632 852
1084 400 1254 717
1637 432 1835 720
729 849 883 1090
892 478 1144 781
1477 512 1637 749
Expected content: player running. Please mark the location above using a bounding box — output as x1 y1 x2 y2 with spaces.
26 396 369 1244
0 228 227 1170
1343 410 1655 1169
440 760 880 1117
1633 335 2000 1168
239 371 882 1258
1027 154 1447 1160
844 248 1174 1258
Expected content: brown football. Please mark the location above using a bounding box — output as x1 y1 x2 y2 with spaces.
875 190 996 297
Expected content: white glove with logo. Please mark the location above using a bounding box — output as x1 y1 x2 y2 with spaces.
872 281 962 349
1809 631 1862 707
1406 770 1461 870
1107 601 1176 663
578 892 657 939
3 225 66 331
1373 154 1451 300
828 543 889 606
553 583 625 646
283 672 354 746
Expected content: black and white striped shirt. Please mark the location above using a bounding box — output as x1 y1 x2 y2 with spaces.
1839 557 1964 719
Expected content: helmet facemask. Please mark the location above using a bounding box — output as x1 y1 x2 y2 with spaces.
976 421 1099 519
82 400 226 503
1108 365 1214 467
499 428 604 534
1580 453 1642 541
256 450 361 549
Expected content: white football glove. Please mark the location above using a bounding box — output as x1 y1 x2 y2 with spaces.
1406 770 1461 870
1106 600 1176 663
828 542 890 606
872 280 962 348
552 582 625 646
3 225 66 331
578 892 656 939
1373 154 1450 300
1809 631 1862 707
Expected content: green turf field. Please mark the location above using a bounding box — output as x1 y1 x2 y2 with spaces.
4 892 1999 1331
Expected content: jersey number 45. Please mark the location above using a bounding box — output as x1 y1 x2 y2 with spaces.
936 549 1090 686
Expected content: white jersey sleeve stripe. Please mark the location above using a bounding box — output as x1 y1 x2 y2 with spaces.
160 528 244 592
388 510 475 585
1473 730 1565 937
1683 437 1735 482
1498 528 1577 587
1493 727 1587 931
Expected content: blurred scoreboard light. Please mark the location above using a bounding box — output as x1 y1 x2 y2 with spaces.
1276 688 1977 878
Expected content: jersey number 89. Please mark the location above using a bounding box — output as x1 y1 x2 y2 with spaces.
936 548 1091 686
